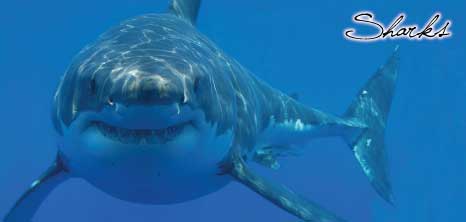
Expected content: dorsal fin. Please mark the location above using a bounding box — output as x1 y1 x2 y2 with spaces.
289 92 300 101
168 0 201 25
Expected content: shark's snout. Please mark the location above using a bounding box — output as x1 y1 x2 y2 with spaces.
109 75 189 107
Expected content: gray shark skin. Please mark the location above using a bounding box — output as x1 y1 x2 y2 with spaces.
4 0 399 221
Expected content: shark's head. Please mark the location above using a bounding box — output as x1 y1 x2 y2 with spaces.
52 14 238 204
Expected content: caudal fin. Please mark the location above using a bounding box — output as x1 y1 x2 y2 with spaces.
343 47 399 204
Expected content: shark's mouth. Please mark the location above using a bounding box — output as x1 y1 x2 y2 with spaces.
92 121 192 144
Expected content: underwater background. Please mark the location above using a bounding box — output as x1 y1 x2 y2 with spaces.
0 0 465 221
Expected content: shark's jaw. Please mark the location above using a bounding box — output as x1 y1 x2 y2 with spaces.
62 103 206 161
59 102 234 204
91 119 194 145
75 102 200 145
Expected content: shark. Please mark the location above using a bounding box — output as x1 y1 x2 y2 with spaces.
4 0 399 221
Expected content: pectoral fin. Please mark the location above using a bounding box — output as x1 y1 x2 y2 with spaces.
229 157 345 222
4 156 70 222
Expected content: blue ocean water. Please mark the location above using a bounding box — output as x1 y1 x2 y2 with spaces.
0 0 464 221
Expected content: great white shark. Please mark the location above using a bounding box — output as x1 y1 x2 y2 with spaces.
4 1 399 221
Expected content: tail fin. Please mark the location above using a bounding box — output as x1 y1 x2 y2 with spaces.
343 47 400 204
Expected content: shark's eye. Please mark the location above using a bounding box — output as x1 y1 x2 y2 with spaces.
107 97 115 106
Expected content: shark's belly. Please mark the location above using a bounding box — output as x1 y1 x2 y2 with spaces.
60 121 233 204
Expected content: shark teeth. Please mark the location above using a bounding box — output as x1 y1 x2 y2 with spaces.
93 121 189 144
